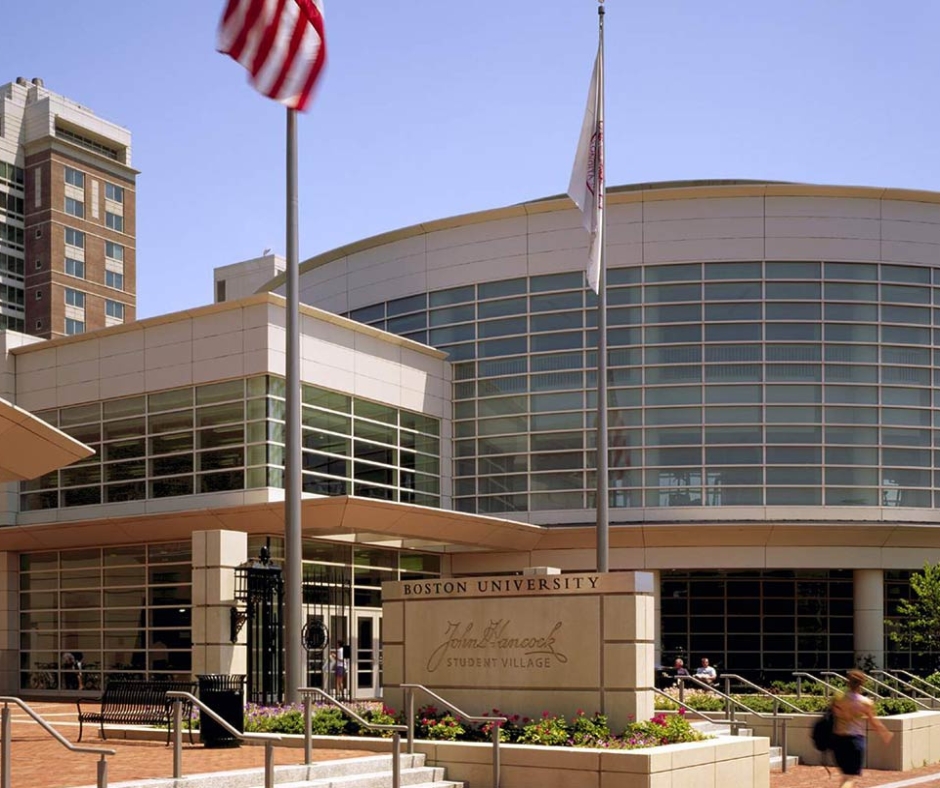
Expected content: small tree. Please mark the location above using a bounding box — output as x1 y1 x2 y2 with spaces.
888 562 940 665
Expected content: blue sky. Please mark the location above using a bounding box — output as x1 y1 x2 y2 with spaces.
4 1 939 318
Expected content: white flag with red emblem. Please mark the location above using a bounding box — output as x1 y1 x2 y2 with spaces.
218 0 327 111
567 47 604 294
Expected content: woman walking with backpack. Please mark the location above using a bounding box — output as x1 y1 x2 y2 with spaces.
831 669 893 788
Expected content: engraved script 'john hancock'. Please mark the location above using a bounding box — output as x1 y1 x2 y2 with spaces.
426 620 568 672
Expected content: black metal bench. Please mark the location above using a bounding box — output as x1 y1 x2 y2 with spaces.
76 679 197 743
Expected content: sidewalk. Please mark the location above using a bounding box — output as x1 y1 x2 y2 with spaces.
3 702 365 788
772 762 940 788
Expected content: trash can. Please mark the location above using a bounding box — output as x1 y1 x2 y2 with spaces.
197 674 245 748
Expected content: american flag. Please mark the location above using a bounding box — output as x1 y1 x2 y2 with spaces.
218 0 327 111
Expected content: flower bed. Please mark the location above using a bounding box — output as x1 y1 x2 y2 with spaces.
654 686 918 715
240 702 709 750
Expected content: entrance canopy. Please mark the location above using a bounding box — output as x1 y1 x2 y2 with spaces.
0 397 94 482
0 495 545 553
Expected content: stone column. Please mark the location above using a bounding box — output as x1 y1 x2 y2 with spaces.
192 531 247 678
853 569 884 669
0 553 17 693
650 570 662 670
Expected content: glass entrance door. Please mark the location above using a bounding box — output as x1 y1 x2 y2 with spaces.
352 611 382 699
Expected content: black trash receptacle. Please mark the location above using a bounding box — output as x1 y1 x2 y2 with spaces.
198 674 245 748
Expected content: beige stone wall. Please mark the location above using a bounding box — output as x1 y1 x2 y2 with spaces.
383 571 654 730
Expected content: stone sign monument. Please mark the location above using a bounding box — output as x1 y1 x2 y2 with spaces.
382 569 654 729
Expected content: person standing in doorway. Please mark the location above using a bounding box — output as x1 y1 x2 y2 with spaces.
831 669 892 788
331 641 348 698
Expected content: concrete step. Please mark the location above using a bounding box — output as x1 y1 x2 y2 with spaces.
75 754 464 788
769 746 800 772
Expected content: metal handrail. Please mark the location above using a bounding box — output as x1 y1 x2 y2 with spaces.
792 671 842 699
674 676 791 771
819 672 888 702
846 672 930 710
401 684 506 788
0 696 115 788
299 687 407 788
167 692 281 788
887 669 940 700
653 686 790 771
718 674 806 714
872 670 938 705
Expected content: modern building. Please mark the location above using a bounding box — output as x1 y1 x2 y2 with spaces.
0 77 136 339
3 179 940 700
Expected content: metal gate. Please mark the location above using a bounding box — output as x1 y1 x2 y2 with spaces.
302 564 351 699
234 548 284 705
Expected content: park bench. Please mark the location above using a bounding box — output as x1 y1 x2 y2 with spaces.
76 679 197 743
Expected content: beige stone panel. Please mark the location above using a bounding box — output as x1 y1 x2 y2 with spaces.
606 242 644 267
764 236 881 261
766 546 882 569
205 570 235 606
426 261 503 291
206 529 247 568
383 601 404 644
301 360 354 394
193 332 244 362
715 755 755 788
16 348 57 372
606 217 643 245
644 216 763 243
882 200 940 222
882 219 940 244
670 738 722 768
764 216 880 240
100 350 144 378
604 643 653 689
347 234 426 268
527 207 584 233
56 358 101 386
426 216 527 252
193 355 246 386
191 604 207 647
204 644 242 675
427 237 527 272
144 319 193 349
145 341 193 370
192 570 206 608
191 308 246 339
204 606 232 645
882 240 940 266
383 643 403 686
57 380 100 407
604 595 650 642
526 249 587 276
98 330 144 358
643 196 764 221
403 597 597 688
500 762 598 788
643 237 764 264
16 365 57 395
143 363 193 392
604 690 652 728
644 546 765 569
527 226 589 254
55 337 101 365
765 196 880 219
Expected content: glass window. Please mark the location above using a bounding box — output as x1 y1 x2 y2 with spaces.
65 227 84 248
429 285 474 307
645 324 701 344
645 303 701 323
705 384 762 404
105 242 124 261
825 323 877 342
65 257 85 279
530 272 582 292
479 278 526 299
64 288 85 308
765 302 821 321
105 183 124 203
705 323 761 342
64 197 84 218
646 263 701 282
825 303 878 322
826 262 877 281
65 318 85 335
645 283 700 302
105 212 124 232
765 323 821 341
105 270 124 290
704 262 761 280
105 300 124 320
825 283 877 301
64 166 84 188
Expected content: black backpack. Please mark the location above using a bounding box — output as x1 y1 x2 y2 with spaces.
812 705 835 752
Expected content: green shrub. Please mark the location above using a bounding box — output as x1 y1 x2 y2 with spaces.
875 697 918 716
623 711 705 748
517 713 569 747
569 711 611 747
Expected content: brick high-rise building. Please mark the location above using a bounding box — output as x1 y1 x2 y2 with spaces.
0 77 136 338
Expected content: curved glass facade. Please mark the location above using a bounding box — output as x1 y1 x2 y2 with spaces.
349 259 940 516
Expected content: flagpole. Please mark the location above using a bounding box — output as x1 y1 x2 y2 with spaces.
595 1 609 573
284 106 304 703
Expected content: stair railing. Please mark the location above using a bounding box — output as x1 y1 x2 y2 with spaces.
835 671 930 710
674 676 791 770
819 671 896 703
167 691 281 788
401 684 505 788
299 687 408 788
791 671 842 699
879 670 940 703
0 696 115 788
719 674 806 715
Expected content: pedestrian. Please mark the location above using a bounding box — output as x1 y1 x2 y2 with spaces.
331 640 348 697
831 669 893 788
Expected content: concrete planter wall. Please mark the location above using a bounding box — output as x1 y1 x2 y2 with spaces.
745 710 940 772
409 735 769 788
